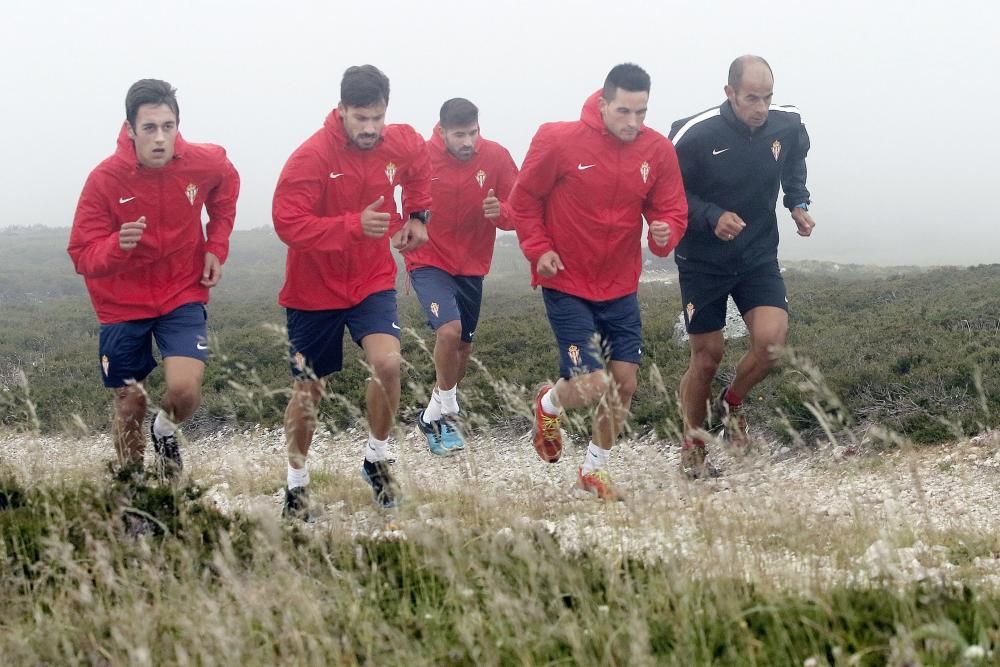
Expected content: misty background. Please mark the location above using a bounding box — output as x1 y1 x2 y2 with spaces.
1 0 997 266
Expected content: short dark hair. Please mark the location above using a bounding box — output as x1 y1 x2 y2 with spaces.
728 55 774 89
439 98 479 128
341 65 390 108
125 79 179 128
602 63 651 100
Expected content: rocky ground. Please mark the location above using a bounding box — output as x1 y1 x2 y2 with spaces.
3 423 1000 592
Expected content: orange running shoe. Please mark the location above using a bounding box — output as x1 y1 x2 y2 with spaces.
575 467 625 501
532 384 562 463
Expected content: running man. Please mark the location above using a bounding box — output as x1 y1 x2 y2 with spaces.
272 65 432 520
511 63 688 499
68 78 240 479
669 55 816 478
405 98 518 455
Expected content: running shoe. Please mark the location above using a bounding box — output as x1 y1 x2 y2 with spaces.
282 486 315 523
440 415 465 451
149 421 183 481
713 386 750 449
680 436 721 479
417 409 449 456
362 459 401 508
575 467 625 501
532 384 562 463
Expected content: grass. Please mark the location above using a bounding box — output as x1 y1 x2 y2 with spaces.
2 465 1000 665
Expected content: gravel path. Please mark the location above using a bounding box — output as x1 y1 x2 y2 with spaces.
4 424 1000 590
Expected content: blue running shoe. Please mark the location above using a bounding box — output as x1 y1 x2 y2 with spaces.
440 415 465 451
418 409 450 456
362 459 400 508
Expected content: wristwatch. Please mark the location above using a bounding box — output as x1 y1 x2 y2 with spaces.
409 209 431 225
794 203 809 212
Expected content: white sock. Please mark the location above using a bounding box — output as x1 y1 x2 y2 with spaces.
153 410 177 437
365 434 389 463
287 462 309 489
423 388 443 423
581 442 610 475
439 385 459 415
540 387 560 416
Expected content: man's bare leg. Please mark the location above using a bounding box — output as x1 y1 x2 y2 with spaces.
112 384 147 466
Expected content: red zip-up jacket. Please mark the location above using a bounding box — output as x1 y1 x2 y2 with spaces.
272 112 433 310
403 126 517 277
68 124 240 324
510 91 688 301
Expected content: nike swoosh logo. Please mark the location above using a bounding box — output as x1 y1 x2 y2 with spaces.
196 343 209 350
431 177 440 181
119 196 136 204
391 322 401 330
712 148 730 156
329 172 344 179
577 164 596 170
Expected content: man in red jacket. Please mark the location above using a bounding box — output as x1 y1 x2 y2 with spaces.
272 65 431 520
68 79 240 480
404 98 518 454
511 63 687 500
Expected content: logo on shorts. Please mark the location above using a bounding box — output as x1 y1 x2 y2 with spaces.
567 344 581 366
640 161 650 184
475 169 487 189
101 355 110 376
430 302 440 318
185 182 198 205
771 140 782 161
468 330 475 340
385 162 397 185
686 302 696 322
294 352 306 372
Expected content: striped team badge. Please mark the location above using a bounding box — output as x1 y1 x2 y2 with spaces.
567 345 581 366
686 302 696 322
101 355 110 376
475 169 487 188
385 162 397 184
430 302 439 318
771 140 781 161
640 161 650 184
185 183 198 205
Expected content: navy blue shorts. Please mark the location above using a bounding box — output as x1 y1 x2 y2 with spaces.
409 267 484 343
679 261 788 334
541 288 642 379
286 289 400 380
98 302 208 388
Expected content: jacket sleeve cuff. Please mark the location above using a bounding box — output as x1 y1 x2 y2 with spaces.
204 242 229 264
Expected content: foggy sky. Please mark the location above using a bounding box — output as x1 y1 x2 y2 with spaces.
2 0 997 266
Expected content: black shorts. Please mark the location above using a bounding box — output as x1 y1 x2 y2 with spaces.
678 261 788 334
286 290 399 380
97 302 208 388
542 288 642 379
409 266 484 343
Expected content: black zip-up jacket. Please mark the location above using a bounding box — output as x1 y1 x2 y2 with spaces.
669 101 810 275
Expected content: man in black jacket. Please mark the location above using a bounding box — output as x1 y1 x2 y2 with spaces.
669 55 816 478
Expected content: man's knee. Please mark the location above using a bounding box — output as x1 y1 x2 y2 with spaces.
113 384 146 415
436 321 463 346
165 378 202 410
369 352 401 386
689 340 724 378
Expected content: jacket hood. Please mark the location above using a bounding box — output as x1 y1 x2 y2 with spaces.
114 121 189 166
580 89 606 132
